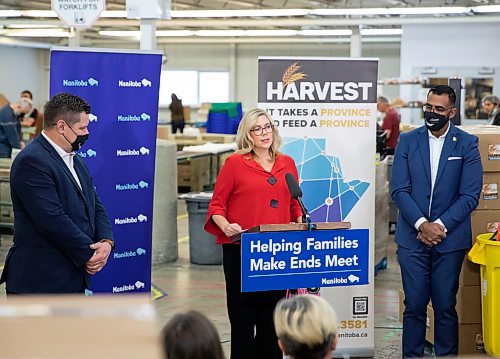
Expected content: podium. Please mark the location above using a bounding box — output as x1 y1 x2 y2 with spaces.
235 222 369 293
232 221 351 242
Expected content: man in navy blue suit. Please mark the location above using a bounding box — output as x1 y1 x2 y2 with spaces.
0 93 114 294
391 85 482 357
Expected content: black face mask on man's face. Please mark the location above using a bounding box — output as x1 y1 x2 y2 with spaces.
424 111 450 132
63 122 89 152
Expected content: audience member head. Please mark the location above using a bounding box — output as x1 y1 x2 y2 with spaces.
482 95 500 116
236 108 281 160
162 310 225 359
20 90 33 100
274 295 338 359
11 98 33 116
43 92 91 129
377 95 390 113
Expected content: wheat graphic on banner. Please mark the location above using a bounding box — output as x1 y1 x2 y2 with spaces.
282 62 307 87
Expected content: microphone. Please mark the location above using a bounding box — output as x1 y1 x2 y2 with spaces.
285 173 312 225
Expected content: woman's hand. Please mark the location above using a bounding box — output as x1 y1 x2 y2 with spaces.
224 223 242 237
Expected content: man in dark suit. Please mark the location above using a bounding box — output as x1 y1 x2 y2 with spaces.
391 85 483 357
0 93 114 294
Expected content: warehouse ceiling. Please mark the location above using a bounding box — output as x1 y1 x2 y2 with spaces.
1 0 500 46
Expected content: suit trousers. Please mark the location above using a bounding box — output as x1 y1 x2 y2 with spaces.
397 244 466 358
222 244 285 359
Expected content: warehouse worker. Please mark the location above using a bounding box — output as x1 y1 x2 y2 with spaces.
377 95 400 155
391 85 482 357
0 98 31 157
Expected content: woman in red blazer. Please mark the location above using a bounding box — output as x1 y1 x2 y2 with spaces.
205 108 302 359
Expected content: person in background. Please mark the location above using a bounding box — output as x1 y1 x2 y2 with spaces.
169 93 185 134
18 90 38 128
205 108 302 359
377 95 401 155
162 310 225 359
18 90 42 142
481 94 500 126
392 85 482 357
274 295 338 359
0 98 32 158
0 93 114 294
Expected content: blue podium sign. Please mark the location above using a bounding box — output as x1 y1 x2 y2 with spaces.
241 229 369 292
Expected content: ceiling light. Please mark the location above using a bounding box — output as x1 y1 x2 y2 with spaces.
23 10 58 17
196 29 299 36
171 9 309 18
156 30 195 37
471 5 500 13
299 29 352 36
5 29 72 37
8 24 59 29
360 28 403 36
99 30 140 37
101 10 127 18
311 7 468 16
0 10 23 17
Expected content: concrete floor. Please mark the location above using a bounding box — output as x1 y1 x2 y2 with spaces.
0 201 488 358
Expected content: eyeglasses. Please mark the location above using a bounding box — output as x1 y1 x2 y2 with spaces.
422 104 454 115
250 123 274 136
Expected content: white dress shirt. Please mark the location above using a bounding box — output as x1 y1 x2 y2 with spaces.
41 131 82 189
414 124 450 231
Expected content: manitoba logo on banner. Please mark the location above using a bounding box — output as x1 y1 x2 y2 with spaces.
50 48 162 295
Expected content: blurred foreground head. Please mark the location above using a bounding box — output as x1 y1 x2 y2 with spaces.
274 295 338 359
162 310 225 359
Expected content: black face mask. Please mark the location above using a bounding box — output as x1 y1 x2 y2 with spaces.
424 111 450 132
63 122 89 152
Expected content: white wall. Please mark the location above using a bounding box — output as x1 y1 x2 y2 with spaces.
400 23 500 123
0 45 49 109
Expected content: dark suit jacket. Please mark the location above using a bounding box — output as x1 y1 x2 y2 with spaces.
0 135 113 293
391 123 483 253
490 110 500 126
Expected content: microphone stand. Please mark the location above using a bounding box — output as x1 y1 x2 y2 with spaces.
297 196 316 230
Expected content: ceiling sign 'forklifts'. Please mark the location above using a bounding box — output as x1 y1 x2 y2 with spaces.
51 0 105 28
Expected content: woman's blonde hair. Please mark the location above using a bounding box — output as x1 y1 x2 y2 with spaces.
235 108 282 161
274 295 338 359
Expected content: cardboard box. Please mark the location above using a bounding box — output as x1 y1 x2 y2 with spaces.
426 304 435 343
157 125 170 139
426 306 484 355
477 172 500 210
458 324 484 355
0 295 162 359
471 209 500 244
462 129 500 172
460 256 481 286
456 285 482 324
398 288 404 323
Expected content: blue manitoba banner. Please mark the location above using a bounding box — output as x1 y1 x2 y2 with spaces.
50 47 162 294
241 229 369 292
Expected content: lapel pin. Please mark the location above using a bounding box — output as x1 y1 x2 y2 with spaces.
453 136 457 142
